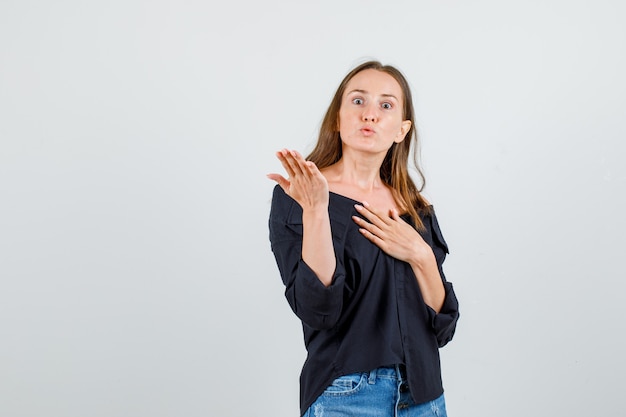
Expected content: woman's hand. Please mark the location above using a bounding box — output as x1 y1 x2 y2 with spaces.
352 202 432 266
353 202 445 311
268 149 335 286
267 149 329 211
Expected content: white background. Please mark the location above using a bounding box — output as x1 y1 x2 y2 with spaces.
1 0 625 416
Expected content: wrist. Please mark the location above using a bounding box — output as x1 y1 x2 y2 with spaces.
408 247 436 271
302 204 329 218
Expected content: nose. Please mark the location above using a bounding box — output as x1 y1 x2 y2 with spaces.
362 103 378 123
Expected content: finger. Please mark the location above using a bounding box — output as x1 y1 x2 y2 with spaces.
266 173 290 191
364 201 394 224
276 150 297 178
352 214 384 240
290 149 306 162
354 202 391 228
283 150 306 177
353 204 380 227
289 150 313 176
304 160 323 179
357 226 387 249
389 208 405 223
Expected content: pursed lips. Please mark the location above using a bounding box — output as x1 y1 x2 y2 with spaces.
360 126 375 136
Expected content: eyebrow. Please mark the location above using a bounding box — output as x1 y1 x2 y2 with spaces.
347 89 400 101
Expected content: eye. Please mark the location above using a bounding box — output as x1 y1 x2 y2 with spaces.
352 98 364 105
381 102 392 110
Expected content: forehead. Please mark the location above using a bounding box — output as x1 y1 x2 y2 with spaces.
344 69 404 100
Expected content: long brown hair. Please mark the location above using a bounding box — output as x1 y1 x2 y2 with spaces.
306 60 431 229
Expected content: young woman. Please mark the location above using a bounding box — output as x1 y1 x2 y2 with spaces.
268 60 459 417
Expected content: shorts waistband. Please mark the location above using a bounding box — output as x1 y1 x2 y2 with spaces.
367 364 407 381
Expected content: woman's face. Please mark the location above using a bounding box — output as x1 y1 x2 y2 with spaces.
338 69 411 157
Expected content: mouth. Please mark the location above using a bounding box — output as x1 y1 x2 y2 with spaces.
360 127 375 136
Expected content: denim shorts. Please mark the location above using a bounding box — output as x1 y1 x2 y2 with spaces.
303 365 447 417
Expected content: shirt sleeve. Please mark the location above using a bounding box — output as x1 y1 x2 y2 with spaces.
268 186 346 330
425 209 460 347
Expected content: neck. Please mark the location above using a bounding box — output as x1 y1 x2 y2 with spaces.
331 149 386 192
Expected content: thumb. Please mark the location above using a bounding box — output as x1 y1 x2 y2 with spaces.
266 173 290 192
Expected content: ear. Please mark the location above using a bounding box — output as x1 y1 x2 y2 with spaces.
394 120 412 143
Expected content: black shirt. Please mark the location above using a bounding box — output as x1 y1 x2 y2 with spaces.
269 185 459 415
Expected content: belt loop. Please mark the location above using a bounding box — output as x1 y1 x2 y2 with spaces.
396 364 406 381
368 368 377 384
